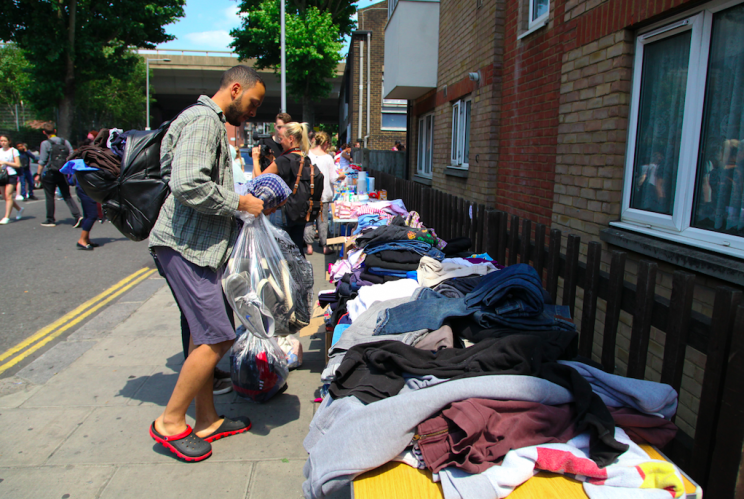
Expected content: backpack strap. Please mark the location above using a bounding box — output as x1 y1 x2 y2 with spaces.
306 160 315 222
292 156 304 195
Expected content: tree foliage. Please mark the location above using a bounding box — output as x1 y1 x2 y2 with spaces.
0 44 32 113
0 0 184 139
230 0 344 123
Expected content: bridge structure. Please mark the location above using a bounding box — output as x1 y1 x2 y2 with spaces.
140 49 344 128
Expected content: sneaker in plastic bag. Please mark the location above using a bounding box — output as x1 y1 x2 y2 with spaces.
213 377 233 395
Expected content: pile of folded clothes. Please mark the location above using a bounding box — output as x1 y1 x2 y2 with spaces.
305 197 686 499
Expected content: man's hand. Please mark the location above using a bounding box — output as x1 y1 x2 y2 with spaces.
252 147 261 160
238 194 264 217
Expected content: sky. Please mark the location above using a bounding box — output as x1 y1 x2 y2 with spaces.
154 0 381 55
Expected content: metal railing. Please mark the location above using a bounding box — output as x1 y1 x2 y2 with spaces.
137 48 239 58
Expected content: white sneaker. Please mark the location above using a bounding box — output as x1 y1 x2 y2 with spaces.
0 218 10 225
15 195 23 201
15 207 24 220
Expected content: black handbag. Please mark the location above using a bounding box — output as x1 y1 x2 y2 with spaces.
0 167 8 186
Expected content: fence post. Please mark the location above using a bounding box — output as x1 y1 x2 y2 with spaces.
601 250 626 373
691 286 743 485
660 271 696 394
577 241 602 359
627 260 658 380
546 228 562 304
534 223 546 285
476 204 486 253
562 234 581 318
508 214 520 265
497 211 508 265
520 219 532 265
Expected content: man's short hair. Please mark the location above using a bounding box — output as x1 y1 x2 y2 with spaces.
276 112 292 124
219 65 265 91
41 123 56 135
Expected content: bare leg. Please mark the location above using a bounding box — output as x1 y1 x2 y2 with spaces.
154 337 233 437
78 229 91 246
4 184 19 218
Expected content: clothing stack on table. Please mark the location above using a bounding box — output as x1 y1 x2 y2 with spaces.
304 202 687 499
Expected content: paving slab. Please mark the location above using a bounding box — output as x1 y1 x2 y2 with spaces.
66 301 144 341
99 462 252 499
21 364 156 408
75 335 182 367
0 408 92 466
116 276 167 303
16 341 96 385
0 378 43 409
0 465 115 499
247 459 306 499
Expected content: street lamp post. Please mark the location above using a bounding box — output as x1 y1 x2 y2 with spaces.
145 58 170 130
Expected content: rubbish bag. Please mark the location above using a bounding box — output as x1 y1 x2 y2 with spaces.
230 325 289 402
223 213 300 337
268 223 314 328
277 334 303 370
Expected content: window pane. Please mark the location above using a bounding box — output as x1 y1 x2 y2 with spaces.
630 31 691 215
382 113 407 129
464 101 472 165
451 103 459 163
418 118 425 174
532 0 548 21
692 3 744 236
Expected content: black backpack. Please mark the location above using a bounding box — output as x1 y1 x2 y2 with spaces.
47 140 69 171
75 103 208 242
281 153 324 224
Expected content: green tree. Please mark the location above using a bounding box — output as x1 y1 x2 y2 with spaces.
0 44 34 127
231 0 344 125
0 0 184 140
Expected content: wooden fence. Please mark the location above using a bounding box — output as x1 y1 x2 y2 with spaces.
370 169 744 497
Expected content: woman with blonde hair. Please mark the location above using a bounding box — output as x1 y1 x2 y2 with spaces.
256 122 321 255
303 131 343 254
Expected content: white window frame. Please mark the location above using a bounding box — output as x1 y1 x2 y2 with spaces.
417 113 434 178
381 98 408 132
615 0 744 258
528 0 549 29
450 97 472 169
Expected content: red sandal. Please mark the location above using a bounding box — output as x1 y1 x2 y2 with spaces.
149 422 212 462
201 416 252 443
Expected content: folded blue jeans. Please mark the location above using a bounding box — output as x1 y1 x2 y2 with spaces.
365 241 445 261
464 263 549 316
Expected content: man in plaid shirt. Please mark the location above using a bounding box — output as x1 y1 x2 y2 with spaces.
148 65 270 462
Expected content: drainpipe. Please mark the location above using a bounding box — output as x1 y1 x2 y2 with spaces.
358 38 364 146
364 32 371 149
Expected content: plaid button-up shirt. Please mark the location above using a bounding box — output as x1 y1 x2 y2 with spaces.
149 95 240 270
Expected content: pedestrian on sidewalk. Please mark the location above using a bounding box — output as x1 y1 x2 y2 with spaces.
148 65 269 462
36 123 83 228
75 180 99 250
0 134 23 224
15 143 38 200
304 131 342 255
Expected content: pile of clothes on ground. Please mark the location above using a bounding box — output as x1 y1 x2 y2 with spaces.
304 198 685 499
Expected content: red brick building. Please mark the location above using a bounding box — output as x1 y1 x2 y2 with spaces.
386 0 744 439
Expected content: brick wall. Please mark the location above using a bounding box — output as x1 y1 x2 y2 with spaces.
406 0 504 206
348 3 407 151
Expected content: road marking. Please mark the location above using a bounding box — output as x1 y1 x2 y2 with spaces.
0 268 157 375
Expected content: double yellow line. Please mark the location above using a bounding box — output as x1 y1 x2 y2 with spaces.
0 267 157 376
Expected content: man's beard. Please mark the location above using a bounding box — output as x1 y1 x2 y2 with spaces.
224 94 244 126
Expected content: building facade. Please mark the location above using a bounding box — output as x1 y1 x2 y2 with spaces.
386 0 744 440
339 1 407 149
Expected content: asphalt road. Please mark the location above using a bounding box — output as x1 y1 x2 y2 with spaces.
0 195 154 375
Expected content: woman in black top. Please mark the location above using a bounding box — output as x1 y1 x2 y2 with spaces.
256 122 313 254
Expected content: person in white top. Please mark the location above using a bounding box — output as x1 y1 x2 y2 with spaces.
338 143 352 171
0 134 23 224
303 131 344 255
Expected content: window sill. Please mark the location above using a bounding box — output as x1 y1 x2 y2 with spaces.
517 18 548 40
600 226 744 287
445 167 469 178
413 174 432 185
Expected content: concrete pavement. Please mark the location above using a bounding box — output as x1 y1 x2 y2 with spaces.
0 249 345 499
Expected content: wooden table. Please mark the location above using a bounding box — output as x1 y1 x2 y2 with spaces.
353 444 701 499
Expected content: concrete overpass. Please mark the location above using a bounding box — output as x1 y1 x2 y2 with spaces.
140 50 344 127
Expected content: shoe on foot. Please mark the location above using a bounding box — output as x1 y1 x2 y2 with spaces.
306 244 313 255
201 416 252 443
73 217 84 228
0 218 10 225
27 195 38 201
15 207 24 220
41 219 56 227
214 367 230 381
77 242 94 251
15 194 23 201
149 423 212 462
213 377 233 395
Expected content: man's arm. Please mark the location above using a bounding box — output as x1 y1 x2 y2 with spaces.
36 141 49 176
65 140 73 155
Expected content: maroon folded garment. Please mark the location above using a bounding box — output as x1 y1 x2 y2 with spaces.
609 406 677 447
416 399 579 474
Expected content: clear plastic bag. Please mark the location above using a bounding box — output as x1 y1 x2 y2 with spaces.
230 325 289 402
268 224 315 328
277 334 303 370
223 213 300 338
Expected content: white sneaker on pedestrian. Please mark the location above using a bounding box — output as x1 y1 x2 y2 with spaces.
15 194 23 201
0 218 10 225
15 207 24 220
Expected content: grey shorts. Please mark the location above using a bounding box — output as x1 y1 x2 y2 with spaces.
153 246 236 346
